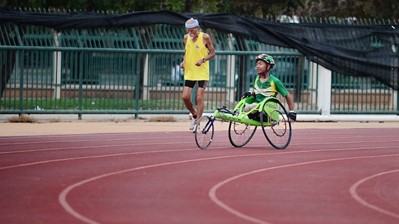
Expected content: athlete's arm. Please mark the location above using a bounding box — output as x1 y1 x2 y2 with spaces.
203 33 215 62
285 93 295 111
180 34 189 68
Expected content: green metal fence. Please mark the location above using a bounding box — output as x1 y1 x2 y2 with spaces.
331 73 397 114
0 18 397 118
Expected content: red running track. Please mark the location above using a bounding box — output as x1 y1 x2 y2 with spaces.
0 128 399 224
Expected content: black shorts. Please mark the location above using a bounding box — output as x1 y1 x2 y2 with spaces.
184 80 208 89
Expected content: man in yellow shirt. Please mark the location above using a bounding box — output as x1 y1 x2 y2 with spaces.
180 18 216 131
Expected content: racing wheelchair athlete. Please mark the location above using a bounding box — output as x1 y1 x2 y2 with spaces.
194 53 297 149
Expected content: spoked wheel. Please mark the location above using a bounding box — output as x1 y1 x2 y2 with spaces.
260 99 292 149
228 121 257 147
194 115 215 149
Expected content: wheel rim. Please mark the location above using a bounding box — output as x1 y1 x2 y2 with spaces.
260 100 292 149
228 121 257 147
195 116 214 149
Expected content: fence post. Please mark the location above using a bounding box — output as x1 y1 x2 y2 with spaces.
309 62 318 107
227 55 236 102
78 51 83 120
394 90 398 114
17 51 23 114
142 54 149 100
317 64 332 115
52 31 61 99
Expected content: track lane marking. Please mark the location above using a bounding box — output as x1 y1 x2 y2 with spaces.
58 153 272 224
1 138 398 155
56 146 397 224
0 140 194 155
209 153 399 224
349 169 399 219
0 135 182 147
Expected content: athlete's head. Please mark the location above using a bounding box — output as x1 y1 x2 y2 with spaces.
255 54 275 68
185 18 200 38
185 18 199 29
255 53 275 76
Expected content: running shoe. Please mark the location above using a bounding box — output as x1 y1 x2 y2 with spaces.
189 113 197 130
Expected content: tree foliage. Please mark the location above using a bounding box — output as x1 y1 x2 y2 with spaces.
0 0 398 19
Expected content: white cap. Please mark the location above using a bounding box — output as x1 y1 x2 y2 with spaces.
185 18 199 28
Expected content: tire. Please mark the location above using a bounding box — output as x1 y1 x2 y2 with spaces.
260 99 292 149
228 121 257 147
194 115 215 149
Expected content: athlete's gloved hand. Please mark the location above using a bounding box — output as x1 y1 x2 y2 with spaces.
288 111 297 121
241 91 254 99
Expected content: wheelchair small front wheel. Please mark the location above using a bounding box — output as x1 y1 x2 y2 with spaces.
194 115 215 149
260 99 292 149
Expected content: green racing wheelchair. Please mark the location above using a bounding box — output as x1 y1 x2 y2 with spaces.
194 96 294 150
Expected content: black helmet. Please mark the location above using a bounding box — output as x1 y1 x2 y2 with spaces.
256 54 275 68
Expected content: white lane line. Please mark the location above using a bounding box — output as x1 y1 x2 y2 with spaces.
0 144 395 172
0 134 180 147
209 153 399 224
349 169 399 219
57 147 397 224
2 137 397 156
0 148 195 171
1 142 397 222
0 140 194 155
58 153 271 224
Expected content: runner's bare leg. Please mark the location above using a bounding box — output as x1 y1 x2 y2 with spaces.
182 86 197 117
195 87 206 119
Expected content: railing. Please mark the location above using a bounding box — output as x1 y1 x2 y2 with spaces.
1 46 397 117
1 21 398 118
331 73 397 114
0 46 318 115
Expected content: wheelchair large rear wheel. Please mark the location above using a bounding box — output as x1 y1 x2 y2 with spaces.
260 99 292 149
228 121 257 147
